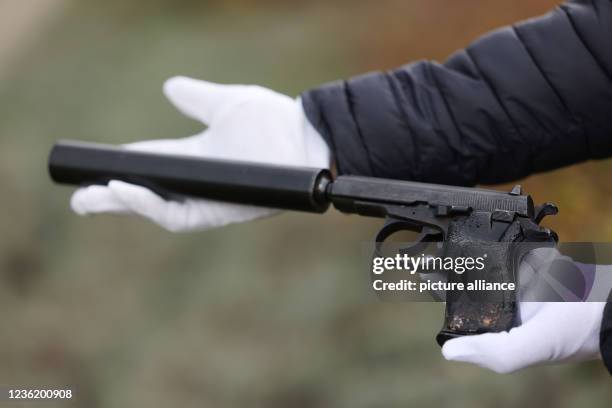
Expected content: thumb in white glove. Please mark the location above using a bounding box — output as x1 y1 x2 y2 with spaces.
70 76 331 232
442 249 605 374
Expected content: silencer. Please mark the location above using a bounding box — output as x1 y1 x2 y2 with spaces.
48 140 332 213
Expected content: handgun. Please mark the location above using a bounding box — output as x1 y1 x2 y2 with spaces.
48 140 559 345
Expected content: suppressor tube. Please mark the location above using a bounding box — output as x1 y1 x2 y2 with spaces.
49 140 332 213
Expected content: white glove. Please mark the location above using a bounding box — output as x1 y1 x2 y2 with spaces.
70 76 331 232
442 249 605 374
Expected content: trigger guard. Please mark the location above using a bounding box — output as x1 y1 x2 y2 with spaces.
375 219 418 243
374 218 442 257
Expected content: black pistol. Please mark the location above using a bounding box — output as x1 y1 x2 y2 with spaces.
48 140 558 345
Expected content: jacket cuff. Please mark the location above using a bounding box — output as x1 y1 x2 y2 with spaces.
301 81 373 176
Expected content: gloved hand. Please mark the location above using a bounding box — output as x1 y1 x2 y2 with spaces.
442 248 605 374
70 76 331 232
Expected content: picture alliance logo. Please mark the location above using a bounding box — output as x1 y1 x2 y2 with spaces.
371 253 488 275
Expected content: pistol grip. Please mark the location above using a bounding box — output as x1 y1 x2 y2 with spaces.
435 214 523 346
435 212 556 346
436 241 518 346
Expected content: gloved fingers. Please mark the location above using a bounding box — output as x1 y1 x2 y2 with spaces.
163 76 246 124
441 321 543 374
71 185 133 215
183 199 280 229
106 180 189 232
106 180 279 232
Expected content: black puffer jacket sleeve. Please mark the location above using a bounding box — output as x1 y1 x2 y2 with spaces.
301 0 612 186
301 0 612 374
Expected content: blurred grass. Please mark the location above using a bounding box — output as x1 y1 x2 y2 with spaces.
0 0 611 407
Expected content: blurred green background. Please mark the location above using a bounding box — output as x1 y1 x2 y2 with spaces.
1 0 611 407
